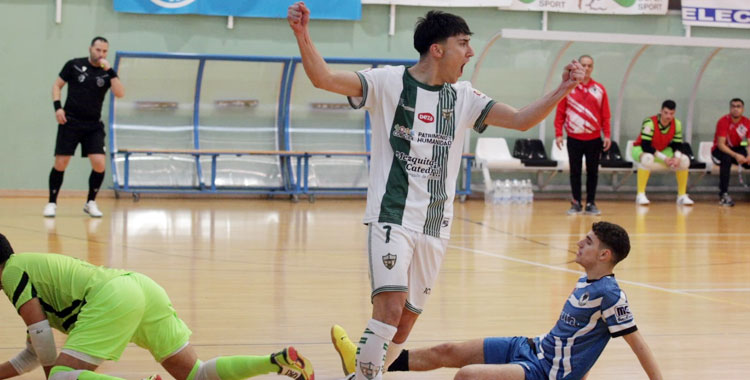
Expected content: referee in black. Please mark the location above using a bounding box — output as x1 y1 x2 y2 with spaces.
44 36 124 218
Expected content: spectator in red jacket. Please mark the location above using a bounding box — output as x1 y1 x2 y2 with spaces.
555 55 611 216
711 98 750 207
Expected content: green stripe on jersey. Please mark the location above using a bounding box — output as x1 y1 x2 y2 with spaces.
378 69 417 225
423 84 456 237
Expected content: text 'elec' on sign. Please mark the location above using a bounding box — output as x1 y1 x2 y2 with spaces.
682 0 750 29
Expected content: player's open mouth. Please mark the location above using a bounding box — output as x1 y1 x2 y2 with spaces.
460 64 465 75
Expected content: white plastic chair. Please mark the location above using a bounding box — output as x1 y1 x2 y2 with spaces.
698 141 715 172
474 137 524 193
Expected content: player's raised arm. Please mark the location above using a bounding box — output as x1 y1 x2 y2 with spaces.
622 330 663 380
484 60 584 131
287 1 363 97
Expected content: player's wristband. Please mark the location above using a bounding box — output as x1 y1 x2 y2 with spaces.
107 68 118 78
53 100 62 111
655 151 668 161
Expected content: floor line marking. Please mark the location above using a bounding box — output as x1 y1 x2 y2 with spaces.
675 288 750 293
448 244 750 309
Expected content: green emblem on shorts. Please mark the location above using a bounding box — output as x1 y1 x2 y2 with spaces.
382 253 397 270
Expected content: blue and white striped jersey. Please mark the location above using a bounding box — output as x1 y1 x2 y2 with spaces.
533 274 637 380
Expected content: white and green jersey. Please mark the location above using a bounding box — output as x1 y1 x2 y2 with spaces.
349 65 495 239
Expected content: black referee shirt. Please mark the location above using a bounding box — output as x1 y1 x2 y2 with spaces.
58 57 113 122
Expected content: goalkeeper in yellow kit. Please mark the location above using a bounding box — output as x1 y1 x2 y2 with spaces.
0 233 314 380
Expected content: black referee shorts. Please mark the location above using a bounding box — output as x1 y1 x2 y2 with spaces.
54 120 106 157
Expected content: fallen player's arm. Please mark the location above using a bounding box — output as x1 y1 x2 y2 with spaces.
623 330 662 380
0 361 21 380
0 337 40 379
18 299 56 377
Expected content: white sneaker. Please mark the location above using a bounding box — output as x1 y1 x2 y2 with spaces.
676 194 694 206
43 203 57 217
84 201 103 217
635 193 650 205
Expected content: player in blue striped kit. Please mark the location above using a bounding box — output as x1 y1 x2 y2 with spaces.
342 221 662 380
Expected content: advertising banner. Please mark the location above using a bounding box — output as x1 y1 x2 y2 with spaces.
682 0 750 29
506 0 668 15
114 0 362 20
362 0 510 6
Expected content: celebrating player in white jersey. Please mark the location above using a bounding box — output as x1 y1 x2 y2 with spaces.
287 3 585 380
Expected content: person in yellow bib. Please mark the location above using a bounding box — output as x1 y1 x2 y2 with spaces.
0 233 314 380
630 100 693 206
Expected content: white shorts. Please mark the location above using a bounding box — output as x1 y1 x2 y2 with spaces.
367 222 448 314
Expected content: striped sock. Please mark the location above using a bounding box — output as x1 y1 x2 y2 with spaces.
354 319 397 380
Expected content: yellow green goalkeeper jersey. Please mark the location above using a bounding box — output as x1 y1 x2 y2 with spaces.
1 253 129 333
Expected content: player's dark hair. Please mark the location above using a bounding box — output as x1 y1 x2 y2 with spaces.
730 98 744 106
413 11 472 57
91 36 109 46
661 99 676 110
0 233 14 266
579 54 593 63
592 222 630 265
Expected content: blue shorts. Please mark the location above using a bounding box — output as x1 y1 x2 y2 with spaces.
484 336 547 380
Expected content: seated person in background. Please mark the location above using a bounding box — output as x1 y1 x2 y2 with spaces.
631 100 693 206
711 98 750 207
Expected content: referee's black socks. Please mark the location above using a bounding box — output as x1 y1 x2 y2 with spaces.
49 168 64 203
387 349 409 372
88 170 105 202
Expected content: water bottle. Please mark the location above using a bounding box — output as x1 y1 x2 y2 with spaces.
485 180 495 204
511 179 520 204
502 179 512 204
526 179 534 203
492 180 503 204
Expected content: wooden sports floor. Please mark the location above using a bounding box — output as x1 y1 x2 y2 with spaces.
1 197 748 379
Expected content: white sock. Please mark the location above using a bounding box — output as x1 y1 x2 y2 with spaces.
384 341 404 372
355 319 397 380
193 359 220 380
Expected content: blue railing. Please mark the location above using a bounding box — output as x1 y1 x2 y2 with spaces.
109 52 475 198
